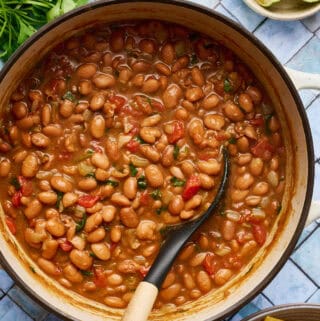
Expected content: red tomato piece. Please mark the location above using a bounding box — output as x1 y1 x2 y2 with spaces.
182 174 201 201
139 266 150 278
167 121 185 144
202 253 216 275
110 242 118 252
109 95 126 110
251 138 275 160
252 224 267 245
78 195 100 208
150 100 165 112
94 267 108 288
140 190 151 206
18 176 33 196
126 139 140 153
59 239 73 252
6 217 16 235
12 191 22 207
135 95 153 115
249 115 264 127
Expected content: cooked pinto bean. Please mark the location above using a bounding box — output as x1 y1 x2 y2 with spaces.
136 220 157 240
90 115 105 138
70 249 93 270
223 101 244 121
42 239 59 259
214 269 233 286
202 94 220 109
120 207 139 228
62 192 78 207
196 271 211 293
50 176 73 193
24 199 43 219
63 264 83 283
162 84 183 109
46 217 66 237
38 191 57 205
91 242 111 261
93 73 115 89
198 159 221 175
76 63 98 78
140 127 161 144
38 258 61 276
123 177 137 200
21 154 40 178
145 164 164 187
185 86 204 102
204 114 225 130
0 160 11 177
235 173 254 190
84 212 103 233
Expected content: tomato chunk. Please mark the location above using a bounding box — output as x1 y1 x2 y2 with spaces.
5 217 16 235
77 195 100 208
182 174 201 201
251 138 275 160
94 267 108 287
58 239 73 252
138 266 150 278
252 224 267 245
12 191 22 207
140 190 151 206
249 114 264 127
109 95 126 110
126 139 140 153
202 253 216 275
18 176 33 196
167 121 185 144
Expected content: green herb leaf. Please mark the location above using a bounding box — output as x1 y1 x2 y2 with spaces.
76 149 94 162
76 213 87 232
276 204 282 215
228 136 237 144
103 179 119 187
173 145 180 160
224 79 233 93
63 90 75 102
85 172 96 178
156 205 168 215
10 176 21 190
190 53 198 65
81 270 93 276
129 163 138 177
150 189 162 200
56 191 64 212
137 176 147 190
30 266 36 273
134 136 145 144
113 69 120 78
170 177 186 187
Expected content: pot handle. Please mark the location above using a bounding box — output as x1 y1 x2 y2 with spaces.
306 200 320 226
285 67 320 90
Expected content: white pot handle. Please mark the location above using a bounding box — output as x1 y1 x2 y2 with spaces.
285 67 320 91
306 201 320 226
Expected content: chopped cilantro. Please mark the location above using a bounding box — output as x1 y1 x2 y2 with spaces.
85 172 96 178
156 205 168 215
103 179 119 187
89 252 97 258
190 53 199 65
56 191 64 212
224 79 233 93
134 136 146 144
10 176 21 190
76 149 94 162
276 204 282 215
170 177 186 187
81 270 93 276
137 176 147 190
264 113 273 136
228 136 237 144
76 213 87 232
63 91 75 102
173 145 180 160
129 163 138 177
30 266 36 273
150 189 162 200
113 69 120 78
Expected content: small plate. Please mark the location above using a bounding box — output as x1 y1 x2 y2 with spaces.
243 0 320 20
242 303 320 321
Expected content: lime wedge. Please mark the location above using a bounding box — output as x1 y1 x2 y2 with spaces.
256 0 281 7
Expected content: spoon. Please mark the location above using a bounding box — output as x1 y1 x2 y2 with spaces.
121 147 230 321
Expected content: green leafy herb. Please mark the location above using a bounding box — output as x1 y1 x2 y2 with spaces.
81 270 93 276
85 172 96 178
113 69 120 78
156 205 168 215
89 252 97 258
228 136 237 144
76 213 87 232
264 113 273 136
10 176 21 190
134 136 145 144
129 163 138 177
224 79 233 93
63 91 75 102
170 177 186 187
56 191 64 212
173 145 180 160
0 0 88 61
150 189 162 200
137 176 147 190
30 266 36 273
103 179 119 187
190 53 199 65
76 149 94 162
276 204 282 215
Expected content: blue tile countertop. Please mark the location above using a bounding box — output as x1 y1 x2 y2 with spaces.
0 1 319 320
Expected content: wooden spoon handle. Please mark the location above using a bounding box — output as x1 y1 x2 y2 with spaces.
121 281 158 321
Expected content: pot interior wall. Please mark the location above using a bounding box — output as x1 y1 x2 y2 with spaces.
0 2 312 321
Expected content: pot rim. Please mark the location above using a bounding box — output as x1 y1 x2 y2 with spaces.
241 303 320 321
0 1 315 320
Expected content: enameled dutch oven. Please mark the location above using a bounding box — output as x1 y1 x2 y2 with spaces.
0 1 319 320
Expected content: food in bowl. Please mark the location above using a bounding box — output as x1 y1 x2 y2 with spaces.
0 20 286 310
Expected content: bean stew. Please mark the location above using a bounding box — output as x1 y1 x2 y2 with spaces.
0 20 286 310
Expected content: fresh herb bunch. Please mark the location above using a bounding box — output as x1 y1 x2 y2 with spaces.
0 0 88 61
